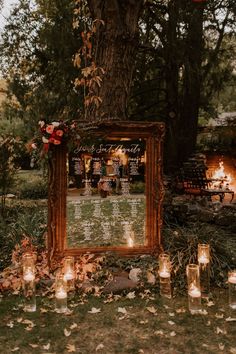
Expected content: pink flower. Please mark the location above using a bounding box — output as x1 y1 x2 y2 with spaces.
46 124 54 134
55 129 64 137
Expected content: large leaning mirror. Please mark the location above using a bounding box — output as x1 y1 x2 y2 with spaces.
48 121 165 259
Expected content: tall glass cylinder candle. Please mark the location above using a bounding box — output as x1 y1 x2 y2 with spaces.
228 270 236 310
158 253 172 299
186 264 201 314
22 253 36 312
198 244 210 297
63 256 75 292
55 273 68 313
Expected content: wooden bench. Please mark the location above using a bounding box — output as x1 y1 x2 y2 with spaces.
176 161 234 202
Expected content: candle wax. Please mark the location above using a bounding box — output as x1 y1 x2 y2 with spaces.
228 275 236 284
159 271 170 278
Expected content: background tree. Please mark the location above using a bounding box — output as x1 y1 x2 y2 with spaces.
1 0 236 172
0 0 83 137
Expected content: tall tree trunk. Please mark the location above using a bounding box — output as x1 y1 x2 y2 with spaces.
164 0 180 173
178 1 205 163
87 0 144 122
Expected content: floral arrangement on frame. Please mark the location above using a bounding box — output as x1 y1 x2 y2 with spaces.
29 120 80 156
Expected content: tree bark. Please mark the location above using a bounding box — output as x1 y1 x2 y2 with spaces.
163 0 180 173
87 0 144 122
178 1 205 163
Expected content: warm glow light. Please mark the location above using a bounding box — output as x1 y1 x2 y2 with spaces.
188 283 201 298
198 244 210 264
23 270 35 282
127 236 134 247
211 161 232 189
228 272 236 284
56 288 67 299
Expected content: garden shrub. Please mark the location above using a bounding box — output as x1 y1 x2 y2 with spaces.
0 202 47 270
17 174 48 199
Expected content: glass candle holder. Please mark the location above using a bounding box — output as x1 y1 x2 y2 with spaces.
158 253 172 299
63 256 75 292
55 273 68 313
22 253 36 312
186 264 201 314
198 244 210 297
228 270 236 310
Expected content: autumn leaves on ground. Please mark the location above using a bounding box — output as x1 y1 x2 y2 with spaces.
0 285 236 353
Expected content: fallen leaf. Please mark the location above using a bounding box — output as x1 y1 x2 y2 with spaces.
138 350 144 353
96 343 104 351
168 321 175 326
25 326 33 331
200 309 208 315
88 307 101 314
146 271 156 284
70 323 78 330
154 330 164 336
170 331 176 337
43 343 50 350
7 321 14 328
22 319 34 327
230 348 236 354
226 317 236 322
206 300 215 307
175 308 186 314
66 344 76 352
11 348 19 352
216 327 226 335
146 306 157 314
126 291 136 299
140 320 148 324
16 318 23 323
40 308 49 313
219 343 225 351
64 328 71 337
117 307 127 315
168 312 175 317
29 344 38 348
118 315 127 321
215 313 224 319
129 268 141 282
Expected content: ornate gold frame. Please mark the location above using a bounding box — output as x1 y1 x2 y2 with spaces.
48 121 165 260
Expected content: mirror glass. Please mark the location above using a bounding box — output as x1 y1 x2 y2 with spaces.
66 137 146 248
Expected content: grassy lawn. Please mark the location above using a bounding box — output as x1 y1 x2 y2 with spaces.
0 289 235 354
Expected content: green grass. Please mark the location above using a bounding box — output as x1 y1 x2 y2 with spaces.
0 290 235 354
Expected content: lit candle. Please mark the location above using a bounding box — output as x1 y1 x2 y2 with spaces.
228 273 236 284
64 271 74 281
198 244 210 264
56 288 67 299
127 236 134 247
198 255 209 264
23 270 35 282
159 264 170 278
158 253 172 298
188 284 201 298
